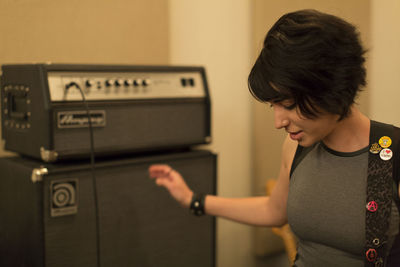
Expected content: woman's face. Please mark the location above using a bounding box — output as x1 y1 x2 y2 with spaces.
270 99 340 147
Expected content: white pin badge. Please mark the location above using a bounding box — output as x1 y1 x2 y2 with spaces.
380 148 393 161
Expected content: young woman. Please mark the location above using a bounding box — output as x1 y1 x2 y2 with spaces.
149 9 400 266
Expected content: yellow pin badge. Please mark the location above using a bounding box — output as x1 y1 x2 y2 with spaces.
379 136 392 148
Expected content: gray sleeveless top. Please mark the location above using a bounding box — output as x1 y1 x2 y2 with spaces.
287 142 399 267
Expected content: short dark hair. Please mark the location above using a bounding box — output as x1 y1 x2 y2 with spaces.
248 9 367 119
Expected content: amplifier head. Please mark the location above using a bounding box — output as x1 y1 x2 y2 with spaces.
1 64 212 162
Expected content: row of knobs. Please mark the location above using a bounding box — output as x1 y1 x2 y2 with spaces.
85 79 151 88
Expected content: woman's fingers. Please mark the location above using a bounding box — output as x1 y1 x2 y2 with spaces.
148 164 173 178
148 164 192 207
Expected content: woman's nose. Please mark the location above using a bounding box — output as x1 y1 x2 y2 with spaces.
273 106 289 129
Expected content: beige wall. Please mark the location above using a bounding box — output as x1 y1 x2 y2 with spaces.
0 0 169 156
369 0 400 126
169 1 254 266
0 0 169 65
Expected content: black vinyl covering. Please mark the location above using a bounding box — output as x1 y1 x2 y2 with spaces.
0 149 216 267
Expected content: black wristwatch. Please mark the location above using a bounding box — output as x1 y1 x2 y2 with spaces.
189 193 206 216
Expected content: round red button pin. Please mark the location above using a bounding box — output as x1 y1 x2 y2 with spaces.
366 248 378 262
366 201 378 212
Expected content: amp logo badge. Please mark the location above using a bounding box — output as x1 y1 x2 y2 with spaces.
50 179 79 217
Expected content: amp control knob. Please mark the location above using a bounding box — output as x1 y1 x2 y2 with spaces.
115 79 124 86
142 79 151 86
85 80 94 87
105 79 114 87
124 79 133 86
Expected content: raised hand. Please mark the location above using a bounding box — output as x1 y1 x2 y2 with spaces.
148 164 193 208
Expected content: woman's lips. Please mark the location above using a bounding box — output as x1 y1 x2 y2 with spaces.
289 131 303 141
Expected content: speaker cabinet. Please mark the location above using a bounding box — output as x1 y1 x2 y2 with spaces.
0 150 216 267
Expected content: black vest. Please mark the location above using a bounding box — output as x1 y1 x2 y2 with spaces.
290 120 400 267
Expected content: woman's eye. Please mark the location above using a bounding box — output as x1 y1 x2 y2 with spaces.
268 101 296 110
283 103 296 110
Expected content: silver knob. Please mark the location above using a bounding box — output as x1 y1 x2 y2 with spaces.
85 80 94 87
115 79 124 86
142 79 151 86
105 79 114 87
124 79 133 86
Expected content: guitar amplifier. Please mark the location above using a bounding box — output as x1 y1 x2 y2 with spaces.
0 64 211 162
0 149 216 267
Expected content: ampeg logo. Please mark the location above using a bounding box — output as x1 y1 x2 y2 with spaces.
57 110 106 128
50 179 78 217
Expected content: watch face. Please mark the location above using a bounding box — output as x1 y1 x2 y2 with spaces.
190 194 205 216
